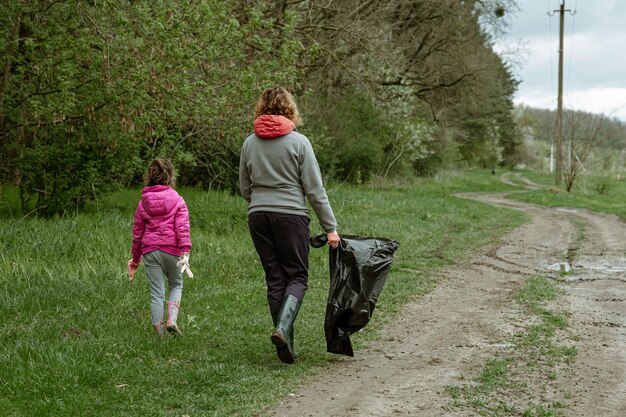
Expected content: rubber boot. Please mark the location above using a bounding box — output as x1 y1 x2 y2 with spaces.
166 301 182 336
153 321 166 335
271 312 280 356
271 312 298 359
289 326 299 361
271 294 301 364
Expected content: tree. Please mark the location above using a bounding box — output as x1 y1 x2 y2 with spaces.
513 105 626 175
281 0 522 177
1 0 525 215
562 110 605 192
0 1 303 215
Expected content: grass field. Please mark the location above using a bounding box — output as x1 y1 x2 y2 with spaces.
1 168 622 416
504 170 626 220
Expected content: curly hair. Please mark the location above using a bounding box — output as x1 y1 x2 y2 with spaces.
145 159 176 187
254 87 302 125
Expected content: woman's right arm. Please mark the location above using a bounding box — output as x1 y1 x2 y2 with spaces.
299 138 338 235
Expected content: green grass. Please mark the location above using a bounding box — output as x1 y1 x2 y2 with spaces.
5 167 622 416
0 169 527 416
446 276 575 416
515 277 577 368
508 171 626 220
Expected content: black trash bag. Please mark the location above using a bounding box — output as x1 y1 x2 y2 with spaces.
311 234 399 356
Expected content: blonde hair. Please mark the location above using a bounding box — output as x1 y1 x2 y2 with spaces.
254 87 302 125
145 159 176 187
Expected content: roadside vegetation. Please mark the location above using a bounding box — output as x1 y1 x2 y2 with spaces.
1 1 525 217
446 275 576 417
499 170 626 221
512 176 626 221
0 170 527 417
2 166 625 416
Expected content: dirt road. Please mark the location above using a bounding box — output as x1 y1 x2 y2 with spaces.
261 180 626 416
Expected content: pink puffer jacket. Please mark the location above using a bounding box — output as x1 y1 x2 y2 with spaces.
131 185 191 264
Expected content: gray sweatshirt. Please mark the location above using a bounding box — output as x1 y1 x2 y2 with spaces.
239 116 337 233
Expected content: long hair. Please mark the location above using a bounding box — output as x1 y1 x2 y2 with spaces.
254 87 302 125
145 159 176 187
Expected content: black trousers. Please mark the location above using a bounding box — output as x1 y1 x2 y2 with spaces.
248 211 310 316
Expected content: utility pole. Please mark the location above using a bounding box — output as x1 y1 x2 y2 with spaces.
551 0 575 186
555 0 565 186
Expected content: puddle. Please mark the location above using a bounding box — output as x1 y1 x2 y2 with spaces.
548 262 571 272
548 259 626 274
555 208 582 214
574 258 626 273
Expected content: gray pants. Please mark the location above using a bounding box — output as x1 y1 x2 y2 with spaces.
143 250 183 325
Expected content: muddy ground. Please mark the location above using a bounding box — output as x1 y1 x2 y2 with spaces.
260 175 626 417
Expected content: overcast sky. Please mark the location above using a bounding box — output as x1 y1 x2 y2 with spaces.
495 0 626 121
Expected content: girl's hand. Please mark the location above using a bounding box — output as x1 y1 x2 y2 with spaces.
326 231 340 249
127 259 139 282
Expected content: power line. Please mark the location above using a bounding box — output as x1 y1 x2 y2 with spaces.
548 0 554 96
547 0 555 174
565 0 578 97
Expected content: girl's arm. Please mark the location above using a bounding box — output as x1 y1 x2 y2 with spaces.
175 198 192 253
130 204 146 264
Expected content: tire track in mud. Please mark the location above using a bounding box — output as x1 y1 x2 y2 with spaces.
260 191 626 417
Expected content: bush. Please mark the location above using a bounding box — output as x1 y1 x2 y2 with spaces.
17 127 143 216
302 91 391 183
0 1 303 215
593 176 615 196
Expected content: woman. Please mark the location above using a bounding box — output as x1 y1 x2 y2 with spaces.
239 87 340 364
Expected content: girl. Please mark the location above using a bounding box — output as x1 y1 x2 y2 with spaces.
128 159 192 335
